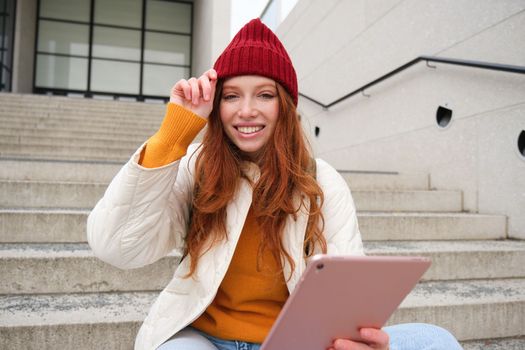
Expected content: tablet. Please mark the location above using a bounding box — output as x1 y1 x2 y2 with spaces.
260 254 431 350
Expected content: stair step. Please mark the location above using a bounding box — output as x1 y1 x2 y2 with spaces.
0 243 181 294
0 119 158 134
1 279 522 348
0 209 507 243
2 159 415 187
0 113 161 128
0 209 88 243
0 159 123 182
0 107 163 122
461 337 525 350
0 181 106 209
352 190 462 212
359 212 506 240
0 144 132 162
389 278 525 341
2 241 523 294
365 240 525 280
0 291 154 349
0 181 463 211
0 92 166 115
1 134 143 149
0 95 166 115
0 105 163 119
0 127 151 141
341 172 429 190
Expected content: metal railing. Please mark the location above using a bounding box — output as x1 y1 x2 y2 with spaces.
299 56 525 109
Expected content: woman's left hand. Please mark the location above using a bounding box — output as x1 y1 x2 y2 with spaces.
327 328 389 350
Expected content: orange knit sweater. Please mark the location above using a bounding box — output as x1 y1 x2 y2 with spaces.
191 205 289 342
139 103 207 167
140 103 288 343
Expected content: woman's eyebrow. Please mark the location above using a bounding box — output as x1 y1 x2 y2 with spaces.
223 84 276 90
257 84 277 90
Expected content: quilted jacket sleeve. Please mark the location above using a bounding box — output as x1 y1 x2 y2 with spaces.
87 143 200 270
316 159 365 256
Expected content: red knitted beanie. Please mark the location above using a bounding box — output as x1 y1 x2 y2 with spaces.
213 18 298 105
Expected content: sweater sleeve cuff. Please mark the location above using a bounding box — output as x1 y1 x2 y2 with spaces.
140 103 207 168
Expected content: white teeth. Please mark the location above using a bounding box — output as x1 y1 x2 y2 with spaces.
237 126 263 134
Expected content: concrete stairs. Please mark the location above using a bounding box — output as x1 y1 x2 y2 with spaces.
0 93 164 162
0 93 524 349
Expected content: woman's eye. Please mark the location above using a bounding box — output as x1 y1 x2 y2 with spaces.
222 94 238 101
260 93 275 100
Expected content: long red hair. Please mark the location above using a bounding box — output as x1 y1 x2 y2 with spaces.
185 79 326 277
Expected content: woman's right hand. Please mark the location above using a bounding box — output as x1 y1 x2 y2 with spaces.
169 68 218 119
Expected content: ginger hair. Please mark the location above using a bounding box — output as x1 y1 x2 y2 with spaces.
185 79 326 278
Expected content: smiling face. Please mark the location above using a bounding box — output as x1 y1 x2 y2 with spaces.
219 75 280 162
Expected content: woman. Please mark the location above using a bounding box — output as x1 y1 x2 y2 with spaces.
88 19 462 350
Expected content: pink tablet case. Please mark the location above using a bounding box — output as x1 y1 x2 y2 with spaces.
261 255 431 350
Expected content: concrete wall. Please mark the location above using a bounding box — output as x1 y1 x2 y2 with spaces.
277 0 525 238
192 0 232 76
279 0 525 102
12 0 37 93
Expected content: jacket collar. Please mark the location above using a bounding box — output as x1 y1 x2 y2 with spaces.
240 161 261 183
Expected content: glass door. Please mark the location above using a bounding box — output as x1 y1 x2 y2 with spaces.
34 0 193 100
0 0 16 91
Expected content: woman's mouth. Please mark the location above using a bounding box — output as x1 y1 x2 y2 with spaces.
236 126 264 134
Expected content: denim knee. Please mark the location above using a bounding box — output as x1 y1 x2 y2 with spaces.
384 323 463 350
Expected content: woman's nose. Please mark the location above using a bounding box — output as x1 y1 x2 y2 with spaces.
238 98 257 118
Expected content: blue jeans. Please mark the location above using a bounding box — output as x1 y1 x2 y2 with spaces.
157 323 463 349
157 327 261 350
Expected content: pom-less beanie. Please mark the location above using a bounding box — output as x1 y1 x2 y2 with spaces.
213 18 298 105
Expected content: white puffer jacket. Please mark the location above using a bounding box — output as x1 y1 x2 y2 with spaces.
87 143 364 350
